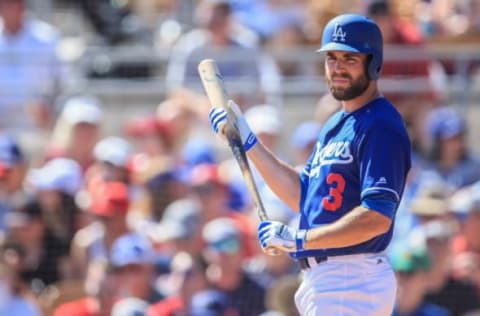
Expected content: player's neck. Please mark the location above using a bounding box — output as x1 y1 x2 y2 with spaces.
341 81 381 113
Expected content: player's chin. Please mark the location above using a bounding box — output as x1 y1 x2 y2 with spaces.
330 87 349 100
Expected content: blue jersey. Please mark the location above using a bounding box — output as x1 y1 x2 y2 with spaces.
294 97 411 259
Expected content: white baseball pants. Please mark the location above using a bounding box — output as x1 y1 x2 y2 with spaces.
294 253 396 316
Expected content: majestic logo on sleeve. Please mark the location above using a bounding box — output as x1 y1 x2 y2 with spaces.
308 141 353 178
332 24 347 42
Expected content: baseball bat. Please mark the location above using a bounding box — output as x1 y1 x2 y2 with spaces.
197 59 269 222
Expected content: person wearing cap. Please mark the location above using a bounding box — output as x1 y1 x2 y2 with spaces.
421 106 480 189
26 158 83 245
4 199 71 287
109 233 162 304
0 133 28 232
390 243 451 316
201 217 266 316
149 198 203 257
70 181 132 279
48 96 104 172
84 136 133 192
209 13 411 315
124 116 173 160
189 163 256 259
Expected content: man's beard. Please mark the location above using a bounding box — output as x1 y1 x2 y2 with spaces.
327 73 369 101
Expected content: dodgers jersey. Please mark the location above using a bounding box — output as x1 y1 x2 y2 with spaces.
293 97 411 259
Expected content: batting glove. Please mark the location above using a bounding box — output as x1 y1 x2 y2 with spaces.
209 100 258 152
258 221 307 254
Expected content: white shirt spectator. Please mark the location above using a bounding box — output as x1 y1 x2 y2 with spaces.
0 16 62 130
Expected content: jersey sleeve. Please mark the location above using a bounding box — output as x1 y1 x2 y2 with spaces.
358 125 411 218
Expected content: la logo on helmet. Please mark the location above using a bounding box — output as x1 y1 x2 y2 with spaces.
332 23 346 42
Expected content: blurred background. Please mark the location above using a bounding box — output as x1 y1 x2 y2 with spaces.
1 0 480 315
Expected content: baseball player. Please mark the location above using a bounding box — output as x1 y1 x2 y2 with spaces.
209 14 411 316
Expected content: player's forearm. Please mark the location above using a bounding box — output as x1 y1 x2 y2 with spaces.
304 206 392 249
247 141 301 212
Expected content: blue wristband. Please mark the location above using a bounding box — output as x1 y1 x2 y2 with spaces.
243 133 258 152
296 229 307 251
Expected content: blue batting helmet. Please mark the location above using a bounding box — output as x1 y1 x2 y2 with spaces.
318 14 383 80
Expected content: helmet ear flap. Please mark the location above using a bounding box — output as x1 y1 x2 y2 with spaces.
367 54 381 80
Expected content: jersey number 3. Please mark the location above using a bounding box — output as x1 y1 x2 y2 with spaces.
322 173 346 211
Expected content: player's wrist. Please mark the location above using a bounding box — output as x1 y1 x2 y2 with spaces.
243 132 257 152
296 229 307 251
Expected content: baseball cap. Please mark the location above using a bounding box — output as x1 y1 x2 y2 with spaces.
189 163 225 188
202 217 241 253
94 136 132 168
190 289 232 316
181 138 216 169
152 198 201 242
88 181 130 217
110 233 155 267
60 95 103 125
245 104 281 135
27 158 83 196
409 184 451 217
389 243 431 274
111 297 148 316
0 133 23 167
124 116 170 137
426 107 465 140
290 121 321 149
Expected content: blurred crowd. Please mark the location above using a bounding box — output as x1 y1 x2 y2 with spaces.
1 0 480 315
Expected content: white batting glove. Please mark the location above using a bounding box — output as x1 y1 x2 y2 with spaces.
209 100 258 152
257 221 307 254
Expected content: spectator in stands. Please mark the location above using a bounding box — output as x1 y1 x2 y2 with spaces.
124 116 173 160
109 233 162 304
134 160 188 222
147 251 211 315
150 198 203 257
4 200 69 290
189 288 238 316
202 217 266 316
70 181 131 279
415 220 480 315
89 136 133 184
189 163 256 259
26 158 83 243
422 106 480 189
165 0 280 106
367 0 443 145
111 297 149 316
77 0 147 45
390 243 451 316
49 96 104 172
0 133 27 232
0 259 40 316
261 274 301 316
0 0 63 132
451 186 480 294
53 263 120 316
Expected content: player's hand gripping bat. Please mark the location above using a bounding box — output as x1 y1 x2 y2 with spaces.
198 59 279 255
198 59 268 220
